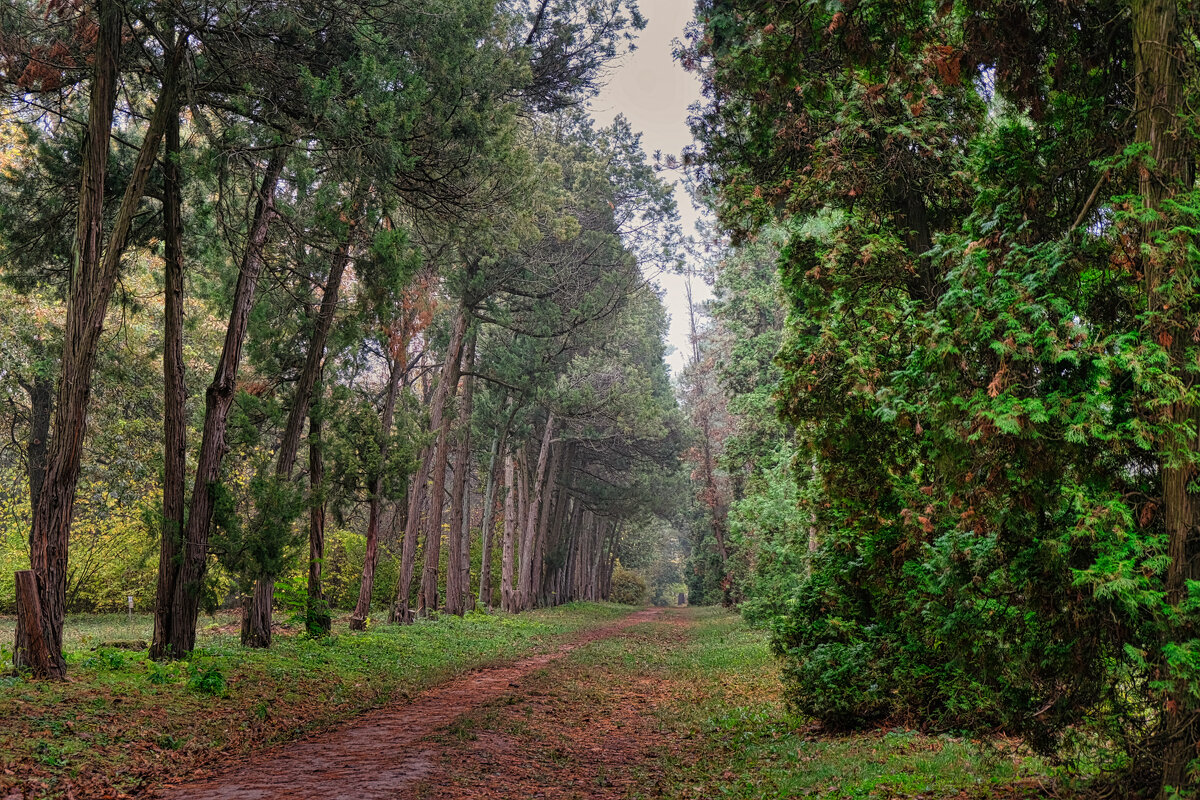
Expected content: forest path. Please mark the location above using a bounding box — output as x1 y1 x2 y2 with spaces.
151 607 669 800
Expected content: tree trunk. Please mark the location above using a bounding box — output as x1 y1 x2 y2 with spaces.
154 148 287 659
418 309 469 617
241 225 354 640
392 307 468 622
561 497 580 601
19 13 181 677
276 237 353 480
517 415 554 611
500 454 517 612
478 399 518 609
542 452 573 606
446 332 477 616
603 523 619 598
151 82 188 661
14 571 56 676
514 449 530 607
1133 1 1200 794
240 577 273 648
21 364 52 527
458 466 473 613
531 441 560 607
306 386 330 636
476 433 502 609
392 477 425 624
351 353 406 630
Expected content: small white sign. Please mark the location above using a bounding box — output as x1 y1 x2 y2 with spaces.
127 596 134 609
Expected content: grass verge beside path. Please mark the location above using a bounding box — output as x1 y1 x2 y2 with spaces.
431 606 1066 800
638 607 1060 799
0 602 631 799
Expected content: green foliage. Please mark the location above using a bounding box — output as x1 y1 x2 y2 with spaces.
686 0 1200 791
187 660 228 697
81 649 129 672
210 471 306 592
608 564 648 605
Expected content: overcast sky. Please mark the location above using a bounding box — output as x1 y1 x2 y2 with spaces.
587 0 712 377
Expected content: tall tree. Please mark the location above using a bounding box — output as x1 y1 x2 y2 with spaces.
16 2 180 675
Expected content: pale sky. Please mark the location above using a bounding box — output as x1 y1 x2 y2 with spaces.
587 0 713 377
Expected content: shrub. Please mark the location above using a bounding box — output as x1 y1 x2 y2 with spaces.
608 565 648 605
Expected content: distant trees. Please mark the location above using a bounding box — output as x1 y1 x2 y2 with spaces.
1 0 689 681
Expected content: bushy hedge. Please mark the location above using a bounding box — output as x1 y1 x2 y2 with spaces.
609 564 648 606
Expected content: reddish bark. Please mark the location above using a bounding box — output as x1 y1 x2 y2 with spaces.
153 148 287 659
14 571 55 677
151 74 188 661
19 12 180 676
240 577 274 648
1132 1 1200 793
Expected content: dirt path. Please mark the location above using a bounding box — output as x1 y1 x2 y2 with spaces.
426 607 694 800
151 608 666 800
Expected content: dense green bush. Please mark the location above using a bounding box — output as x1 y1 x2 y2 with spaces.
686 0 1200 792
609 565 648 606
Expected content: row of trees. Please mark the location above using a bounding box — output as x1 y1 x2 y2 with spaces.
683 0 1200 796
0 0 684 679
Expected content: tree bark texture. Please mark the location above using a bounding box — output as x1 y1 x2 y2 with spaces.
446 331 477 616
1132 1 1200 794
240 577 274 648
417 307 469 617
20 11 181 677
153 148 287 659
21 358 52 529
351 352 406 630
14 571 56 677
151 85 188 661
517 415 554 611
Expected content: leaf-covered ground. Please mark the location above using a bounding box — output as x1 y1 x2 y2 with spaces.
2 605 1072 799
427 606 1067 800
0 603 629 799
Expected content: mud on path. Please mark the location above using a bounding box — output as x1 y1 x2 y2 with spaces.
152 607 669 800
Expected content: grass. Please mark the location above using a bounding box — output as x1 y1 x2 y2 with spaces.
569 608 1061 800
0 602 632 798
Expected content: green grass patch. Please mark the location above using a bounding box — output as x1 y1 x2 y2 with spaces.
0 602 631 798
573 608 1061 800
